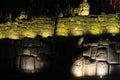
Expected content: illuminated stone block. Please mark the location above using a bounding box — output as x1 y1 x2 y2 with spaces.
96 47 107 61
71 57 97 77
35 56 44 71
21 48 38 56
84 61 96 77
91 47 97 59
22 49 31 55
20 55 35 72
108 47 119 64
83 50 91 57
16 44 47 74
97 62 108 77
29 48 38 56
71 58 84 77
56 23 68 37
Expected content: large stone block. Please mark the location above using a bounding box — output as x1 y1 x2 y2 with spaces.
97 62 108 77
96 47 108 61
84 61 96 77
83 50 91 57
91 47 97 59
29 48 38 56
20 55 35 72
108 47 119 64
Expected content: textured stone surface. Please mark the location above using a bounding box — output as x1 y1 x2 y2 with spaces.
97 62 108 76
20 55 35 72
72 39 120 77
0 14 119 39
96 47 107 61
108 43 119 64
16 46 46 73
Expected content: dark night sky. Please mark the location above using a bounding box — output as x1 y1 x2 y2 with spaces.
0 0 114 16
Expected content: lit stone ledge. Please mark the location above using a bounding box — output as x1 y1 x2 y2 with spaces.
0 17 55 39
56 14 120 36
0 14 119 39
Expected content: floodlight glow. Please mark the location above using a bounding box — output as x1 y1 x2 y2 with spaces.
71 59 83 77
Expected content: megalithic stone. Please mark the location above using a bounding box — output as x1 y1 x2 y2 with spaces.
108 46 119 64
96 47 108 61
20 55 35 73
97 62 108 77
91 47 97 60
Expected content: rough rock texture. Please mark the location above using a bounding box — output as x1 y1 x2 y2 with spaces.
0 13 119 39
57 13 120 36
71 39 120 77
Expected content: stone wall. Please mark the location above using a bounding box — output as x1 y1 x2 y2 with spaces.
0 13 119 39
57 13 120 36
